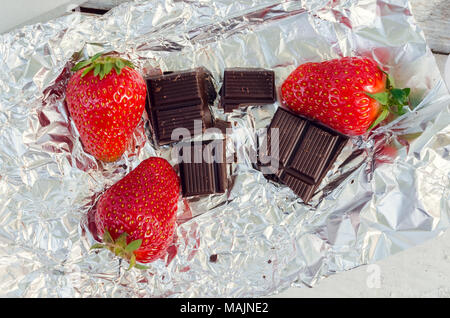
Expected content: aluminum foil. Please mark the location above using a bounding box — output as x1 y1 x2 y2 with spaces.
0 0 449 297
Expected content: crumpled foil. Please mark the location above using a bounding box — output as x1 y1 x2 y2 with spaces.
0 0 449 297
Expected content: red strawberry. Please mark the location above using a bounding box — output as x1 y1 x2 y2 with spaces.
66 53 147 162
281 56 410 136
92 157 180 268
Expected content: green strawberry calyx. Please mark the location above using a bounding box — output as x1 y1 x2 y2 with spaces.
71 52 135 79
90 230 149 270
365 69 410 131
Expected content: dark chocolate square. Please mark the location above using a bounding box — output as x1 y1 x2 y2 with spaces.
287 125 339 184
145 68 216 145
178 140 227 197
220 68 276 112
261 107 348 203
266 105 308 167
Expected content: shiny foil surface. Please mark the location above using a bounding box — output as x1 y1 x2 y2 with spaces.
0 0 449 297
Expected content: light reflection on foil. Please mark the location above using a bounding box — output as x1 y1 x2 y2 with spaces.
0 0 449 297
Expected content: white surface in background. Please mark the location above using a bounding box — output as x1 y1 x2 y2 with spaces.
0 0 449 298
274 226 450 297
0 0 83 34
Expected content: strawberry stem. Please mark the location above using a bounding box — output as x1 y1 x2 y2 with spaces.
90 230 149 270
71 53 135 79
365 69 410 131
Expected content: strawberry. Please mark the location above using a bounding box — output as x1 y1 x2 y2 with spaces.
92 157 180 268
281 56 410 136
66 53 147 162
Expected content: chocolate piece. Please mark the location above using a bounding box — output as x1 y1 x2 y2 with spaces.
220 68 276 112
262 108 348 203
145 68 217 145
213 118 232 135
178 140 227 196
265 105 308 167
288 125 339 184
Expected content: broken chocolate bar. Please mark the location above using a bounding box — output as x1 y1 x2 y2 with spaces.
261 107 348 203
145 68 217 145
220 68 276 112
177 140 228 196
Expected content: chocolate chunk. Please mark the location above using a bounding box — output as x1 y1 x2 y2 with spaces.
264 105 308 167
145 68 217 145
213 118 232 135
261 107 348 203
177 140 227 197
220 68 276 112
278 172 316 201
288 126 339 184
